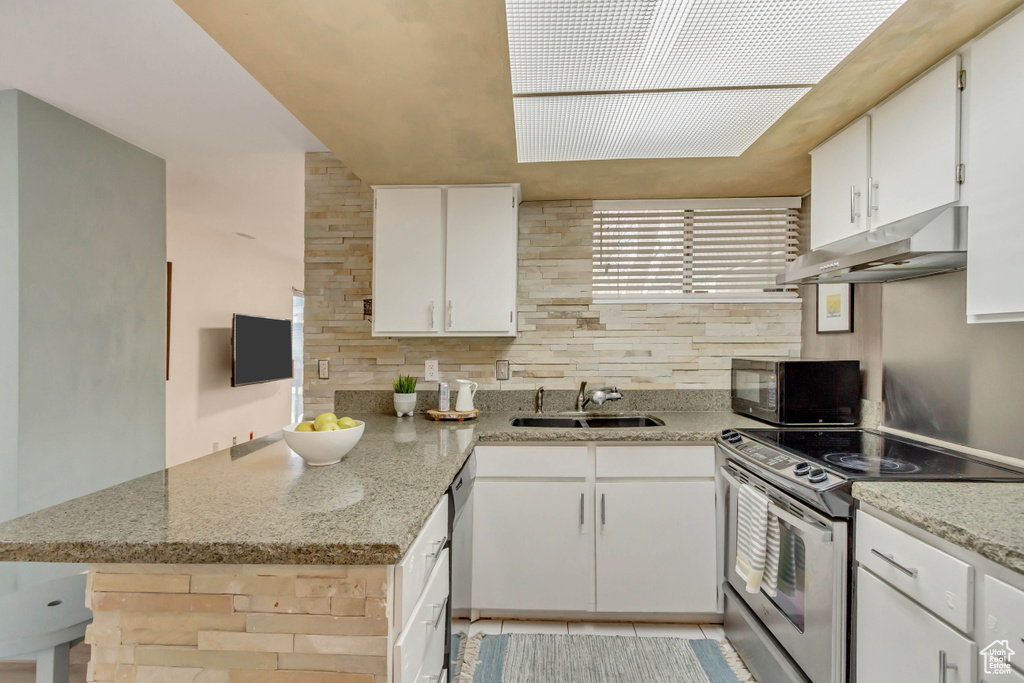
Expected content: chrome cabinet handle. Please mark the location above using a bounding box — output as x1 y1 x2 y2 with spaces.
421 539 444 563
601 493 606 526
422 596 448 630
850 185 862 223
868 177 878 218
871 548 918 578
447 300 453 328
579 493 584 526
939 650 957 682
429 301 435 329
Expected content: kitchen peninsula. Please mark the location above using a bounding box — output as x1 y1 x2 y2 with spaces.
0 410 757 683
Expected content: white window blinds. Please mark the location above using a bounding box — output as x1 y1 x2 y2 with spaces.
592 198 801 300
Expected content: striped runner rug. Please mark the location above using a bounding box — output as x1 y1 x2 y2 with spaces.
459 633 751 683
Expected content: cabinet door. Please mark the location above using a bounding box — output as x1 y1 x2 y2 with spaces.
870 55 961 228
856 568 975 683
373 188 445 335
444 186 518 335
595 482 717 614
966 9 1024 323
809 117 870 250
472 481 593 612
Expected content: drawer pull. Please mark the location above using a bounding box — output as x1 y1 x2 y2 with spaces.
421 596 448 631
938 650 957 682
871 548 918 578
422 539 445 563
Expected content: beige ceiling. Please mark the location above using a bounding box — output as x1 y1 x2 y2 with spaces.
175 0 1022 201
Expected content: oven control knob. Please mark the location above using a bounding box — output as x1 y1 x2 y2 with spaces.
793 461 811 476
807 467 828 484
727 434 742 443
721 429 736 437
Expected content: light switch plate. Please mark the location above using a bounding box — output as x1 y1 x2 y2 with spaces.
425 360 439 382
318 359 329 380
496 359 510 381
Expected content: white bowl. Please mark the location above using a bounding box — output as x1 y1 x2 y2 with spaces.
282 421 365 466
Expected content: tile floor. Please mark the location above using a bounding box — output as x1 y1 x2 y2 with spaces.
453 619 725 640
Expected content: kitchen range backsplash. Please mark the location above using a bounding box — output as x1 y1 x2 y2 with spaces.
303 154 802 417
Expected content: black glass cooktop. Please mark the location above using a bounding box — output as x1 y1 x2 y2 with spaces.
738 428 1024 481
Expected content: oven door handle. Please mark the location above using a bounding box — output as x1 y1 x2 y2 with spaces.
720 468 833 542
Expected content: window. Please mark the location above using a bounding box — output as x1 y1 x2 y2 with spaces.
592 198 801 301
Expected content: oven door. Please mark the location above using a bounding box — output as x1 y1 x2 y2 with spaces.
719 459 848 683
731 359 780 424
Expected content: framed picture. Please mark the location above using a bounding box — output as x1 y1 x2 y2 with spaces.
817 282 854 334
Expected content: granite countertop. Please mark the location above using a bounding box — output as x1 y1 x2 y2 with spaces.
0 411 758 566
853 482 1024 574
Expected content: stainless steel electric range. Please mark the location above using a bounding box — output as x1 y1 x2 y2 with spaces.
715 427 1024 683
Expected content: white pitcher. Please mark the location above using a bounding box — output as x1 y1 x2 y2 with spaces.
455 379 478 412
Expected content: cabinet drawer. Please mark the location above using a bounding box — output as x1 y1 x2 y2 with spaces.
856 511 973 632
394 549 450 683
475 445 589 479
983 576 1024 673
596 445 713 478
396 495 449 630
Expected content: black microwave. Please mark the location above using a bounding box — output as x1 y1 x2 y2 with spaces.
731 358 861 425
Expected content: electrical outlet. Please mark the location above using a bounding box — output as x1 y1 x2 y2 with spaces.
232 436 238 446
318 359 329 380
496 359 510 381
425 360 439 382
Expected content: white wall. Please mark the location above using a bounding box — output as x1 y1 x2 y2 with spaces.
165 217 302 467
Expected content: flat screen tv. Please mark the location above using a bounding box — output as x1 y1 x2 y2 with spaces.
231 314 293 387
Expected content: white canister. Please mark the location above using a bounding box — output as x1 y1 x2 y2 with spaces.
438 381 450 412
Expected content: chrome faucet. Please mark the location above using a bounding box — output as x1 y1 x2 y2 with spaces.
535 386 545 414
576 381 623 411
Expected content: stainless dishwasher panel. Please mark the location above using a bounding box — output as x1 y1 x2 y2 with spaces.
450 450 475 618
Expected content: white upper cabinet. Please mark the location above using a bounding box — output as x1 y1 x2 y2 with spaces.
373 187 445 335
809 116 871 250
372 184 519 337
869 55 962 228
445 186 518 334
966 9 1024 323
808 55 962 250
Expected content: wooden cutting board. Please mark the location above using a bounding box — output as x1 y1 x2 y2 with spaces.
425 408 479 421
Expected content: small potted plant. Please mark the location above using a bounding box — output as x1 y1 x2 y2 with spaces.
393 374 417 417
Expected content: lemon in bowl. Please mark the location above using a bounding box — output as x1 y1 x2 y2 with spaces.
282 413 365 466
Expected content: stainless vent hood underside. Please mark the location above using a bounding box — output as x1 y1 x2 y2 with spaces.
778 205 968 285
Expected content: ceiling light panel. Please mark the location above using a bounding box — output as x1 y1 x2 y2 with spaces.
506 0 907 93
513 88 809 162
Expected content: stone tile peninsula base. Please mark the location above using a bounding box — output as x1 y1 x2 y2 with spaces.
84 563 389 683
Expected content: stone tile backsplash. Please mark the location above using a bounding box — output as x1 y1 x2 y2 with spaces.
303 153 802 417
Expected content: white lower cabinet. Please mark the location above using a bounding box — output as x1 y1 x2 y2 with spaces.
857 568 975 682
471 444 716 617
394 549 450 683
595 481 716 613
472 480 594 612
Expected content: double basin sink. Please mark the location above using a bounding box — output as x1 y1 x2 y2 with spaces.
510 414 665 429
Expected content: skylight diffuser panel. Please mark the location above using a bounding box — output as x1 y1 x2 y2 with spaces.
513 88 809 162
506 0 907 93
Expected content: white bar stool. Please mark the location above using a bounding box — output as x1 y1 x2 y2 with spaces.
0 573 92 683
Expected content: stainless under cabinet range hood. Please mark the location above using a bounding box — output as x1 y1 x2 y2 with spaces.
778 205 968 285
